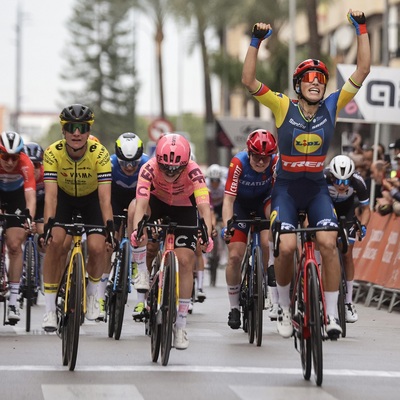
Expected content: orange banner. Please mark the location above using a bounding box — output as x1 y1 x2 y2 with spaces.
354 212 400 288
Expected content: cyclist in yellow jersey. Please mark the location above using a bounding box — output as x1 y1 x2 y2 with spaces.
41 104 114 331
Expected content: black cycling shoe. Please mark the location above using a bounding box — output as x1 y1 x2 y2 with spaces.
228 308 241 329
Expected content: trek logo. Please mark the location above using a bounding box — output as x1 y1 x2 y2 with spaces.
294 133 322 154
281 155 325 173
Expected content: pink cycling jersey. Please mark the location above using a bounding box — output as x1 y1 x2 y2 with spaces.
136 158 210 207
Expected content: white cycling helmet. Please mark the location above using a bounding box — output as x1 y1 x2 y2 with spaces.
206 164 222 180
329 155 355 180
115 132 143 161
1 131 24 154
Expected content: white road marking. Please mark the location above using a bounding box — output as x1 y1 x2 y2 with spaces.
42 384 143 400
1 365 400 378
231 385 339 400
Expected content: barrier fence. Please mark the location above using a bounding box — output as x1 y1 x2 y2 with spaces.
353 211 400 311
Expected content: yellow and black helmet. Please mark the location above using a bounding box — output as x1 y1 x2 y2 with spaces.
59 104 94 126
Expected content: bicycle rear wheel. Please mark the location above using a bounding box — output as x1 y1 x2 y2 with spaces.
24 240 34 333
254 247 264 346
114 241 129 340
63 253 84 371
308 262 323 386
160 252 176 366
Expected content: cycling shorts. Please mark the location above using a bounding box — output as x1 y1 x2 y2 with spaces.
0 187 27 228
55 188 106 236
334 202 358 244
148 194 198 252
229 201 270 244
271 177 338 230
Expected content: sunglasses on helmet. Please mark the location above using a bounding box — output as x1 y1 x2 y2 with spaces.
63 122 91 134
335 178 350 186
301 71 327 85
0 153 20 162
158 163 185 176
118 158 140 168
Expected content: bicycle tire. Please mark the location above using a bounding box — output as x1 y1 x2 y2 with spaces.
208 237 219 287
58 271 68 366
160 251 176 366
65 253 84 371
107 294 116 338
150 251 162 362
308 262 323 386
295 266 312 381
338 278 346 338
254 246 264 347
246 259 255 344
114 241 130 340
25 240 34 333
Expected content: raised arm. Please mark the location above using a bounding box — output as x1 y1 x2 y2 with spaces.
242 23 272 93
347 9 371 86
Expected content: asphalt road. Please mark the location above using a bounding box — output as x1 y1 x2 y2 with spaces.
1 269 400 400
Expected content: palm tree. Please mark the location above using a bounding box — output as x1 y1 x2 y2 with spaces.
132 0 169 119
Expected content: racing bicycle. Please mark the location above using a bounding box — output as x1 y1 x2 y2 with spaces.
226 213 269 347
45 212 113 371
106 212 132 340
273 211 348 386
18 213 41 332
138 214 208 366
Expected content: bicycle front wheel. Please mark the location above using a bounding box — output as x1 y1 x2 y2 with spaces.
308 262 323 386
253 247 264 346
114 241 130 340
24 240 34 333
337 277 346 338
160 252 176 366
64 253 84 371
150 251 162 362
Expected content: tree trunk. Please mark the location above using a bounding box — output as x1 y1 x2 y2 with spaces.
155 23 165 119
305 0 321 60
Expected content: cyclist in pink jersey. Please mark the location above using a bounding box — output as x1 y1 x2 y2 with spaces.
131 133 213 350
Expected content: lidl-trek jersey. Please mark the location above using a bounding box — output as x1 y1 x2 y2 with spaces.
252 80 360 180
43 138 112 197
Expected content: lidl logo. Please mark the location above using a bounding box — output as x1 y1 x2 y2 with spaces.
294 133 322 154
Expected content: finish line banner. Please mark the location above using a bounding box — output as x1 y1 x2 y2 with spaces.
337 64 400 124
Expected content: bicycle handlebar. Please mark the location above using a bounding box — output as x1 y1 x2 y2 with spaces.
136 214 209 245
273 215 349 258
225 213 270 244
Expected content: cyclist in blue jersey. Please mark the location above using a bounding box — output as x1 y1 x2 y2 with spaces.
325 155 370 323
100 132 149 321
222 129 278 329
242 9 370 339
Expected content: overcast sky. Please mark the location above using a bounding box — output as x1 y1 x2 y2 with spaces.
0 0 219 117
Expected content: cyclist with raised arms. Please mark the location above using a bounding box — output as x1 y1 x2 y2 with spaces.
131 133 213 350
41 104 114 331
0 132 36 323
325 155 370 323
242 9 370 339
222 129 278 329
99 132 149 321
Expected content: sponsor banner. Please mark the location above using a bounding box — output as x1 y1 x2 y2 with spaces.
354 212 400 288
337 64 400 124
